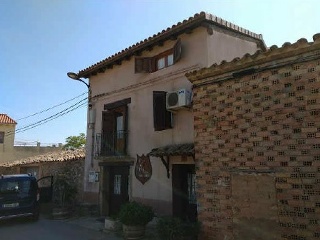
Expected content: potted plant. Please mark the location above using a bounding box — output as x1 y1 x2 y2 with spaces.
52 173 77 219
105 214 122 232
118 201 154 239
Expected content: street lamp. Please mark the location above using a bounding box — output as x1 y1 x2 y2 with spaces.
67 71 95 167
67 72 90 89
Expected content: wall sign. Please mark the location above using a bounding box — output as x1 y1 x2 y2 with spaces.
88 171 99 183
135 154 152 184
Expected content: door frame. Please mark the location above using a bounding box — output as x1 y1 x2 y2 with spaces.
99 162 132 216
172 164 197 222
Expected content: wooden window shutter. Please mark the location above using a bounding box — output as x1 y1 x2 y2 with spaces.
102 111 116 155
153 91 172 131
173 39 182 63
0 131 4 144
102 111 115 134
135 57 155 73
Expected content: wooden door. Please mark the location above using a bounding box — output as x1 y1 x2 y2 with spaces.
109 166 129 216
172 164 197 222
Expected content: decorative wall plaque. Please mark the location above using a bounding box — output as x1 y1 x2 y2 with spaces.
135 154 152 184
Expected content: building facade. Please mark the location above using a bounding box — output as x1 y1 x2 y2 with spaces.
0 113 63 163
70 12 265 218
0 114 17 162
187 34 320 239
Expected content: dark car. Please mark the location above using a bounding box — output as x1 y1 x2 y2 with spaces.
0 174 40 221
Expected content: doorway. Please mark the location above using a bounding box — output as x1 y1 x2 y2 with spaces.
172 164 197 222
108 166 129 216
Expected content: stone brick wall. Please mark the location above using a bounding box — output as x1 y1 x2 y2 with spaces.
0 159 84 203
188 36 320 239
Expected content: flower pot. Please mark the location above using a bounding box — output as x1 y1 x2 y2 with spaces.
52 207 70 220
123 224 146 239
105 217 122 232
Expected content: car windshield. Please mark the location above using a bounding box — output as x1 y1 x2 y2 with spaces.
0 179 31 194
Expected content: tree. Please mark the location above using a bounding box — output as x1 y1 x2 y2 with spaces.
63 133 86 150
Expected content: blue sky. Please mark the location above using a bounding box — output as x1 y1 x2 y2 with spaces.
1 0 319 145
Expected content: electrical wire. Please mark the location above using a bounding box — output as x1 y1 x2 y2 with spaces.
17 92 87 121
5 98 87 136
15 98 87 133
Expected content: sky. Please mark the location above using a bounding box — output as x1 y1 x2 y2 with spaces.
1 0 319 146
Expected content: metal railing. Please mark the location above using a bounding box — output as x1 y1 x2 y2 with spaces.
95 131 128 157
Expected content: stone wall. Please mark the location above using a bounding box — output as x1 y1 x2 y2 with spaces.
12 144 63 162
0 159 85 204
188 35 320 239
0 145 63 164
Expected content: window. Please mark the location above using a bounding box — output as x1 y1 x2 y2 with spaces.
157 57 165 70
188 173 197 204
0 132 4 144
153 91 172 131
135 39 181 73
99 98 131 156
114 175 121 195
156 50 174 70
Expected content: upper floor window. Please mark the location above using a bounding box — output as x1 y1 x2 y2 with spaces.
135 39 181 73
0 132 4 144
97 98 131 156
156 50 174 70
153 91 172 131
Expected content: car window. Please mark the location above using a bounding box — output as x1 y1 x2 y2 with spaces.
0 179 31 194
20 180 31 193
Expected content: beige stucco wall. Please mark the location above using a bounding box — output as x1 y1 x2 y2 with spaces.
84 26 263 213
13 145 63 161
0 123 63 163
0 124 15 163
207 26 261 64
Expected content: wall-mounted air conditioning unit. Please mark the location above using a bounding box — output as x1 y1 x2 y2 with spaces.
166 89 191 111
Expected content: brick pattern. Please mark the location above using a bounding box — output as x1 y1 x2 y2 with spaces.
193 55 320 239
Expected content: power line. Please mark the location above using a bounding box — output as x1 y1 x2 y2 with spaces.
6 98 87 136
7 101 87 136
15 98 87 133
17 92 87 121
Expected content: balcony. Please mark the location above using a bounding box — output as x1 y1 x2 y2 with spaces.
95 131 128 157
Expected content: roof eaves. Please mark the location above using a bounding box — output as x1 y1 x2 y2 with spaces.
77 12 265 79
186 33 320 83
148 143 194 157
0 114 17 125
78 13 207 78
0 148 85 167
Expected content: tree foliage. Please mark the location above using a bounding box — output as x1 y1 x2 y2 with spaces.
63 133 86 150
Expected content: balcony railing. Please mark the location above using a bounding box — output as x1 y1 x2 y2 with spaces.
95 131 128 157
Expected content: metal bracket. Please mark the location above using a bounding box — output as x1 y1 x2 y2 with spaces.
160 156 170 178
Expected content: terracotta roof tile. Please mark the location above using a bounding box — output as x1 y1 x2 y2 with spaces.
0 114 17 125
149 143 194 157
186 33 320 82
77 12 265 78
0 148 85 167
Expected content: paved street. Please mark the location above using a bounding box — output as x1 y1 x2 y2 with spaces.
0 216 121 240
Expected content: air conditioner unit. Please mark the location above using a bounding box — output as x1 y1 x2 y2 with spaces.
166 89 191 111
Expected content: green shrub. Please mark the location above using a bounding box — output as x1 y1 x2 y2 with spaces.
53 173 77 208
157 216 184 240
118 201 154 226
156 216 200 240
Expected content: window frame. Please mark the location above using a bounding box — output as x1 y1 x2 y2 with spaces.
155 49 174 70
0 131 4 144
135 39 181 73
101 98 131 156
